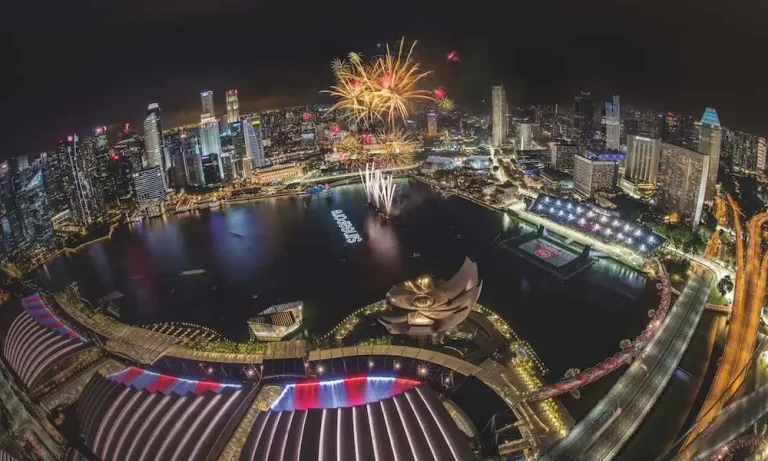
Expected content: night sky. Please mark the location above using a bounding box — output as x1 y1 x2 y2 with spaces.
3 0 768 158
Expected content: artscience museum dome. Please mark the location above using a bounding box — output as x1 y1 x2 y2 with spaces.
379 257 482 335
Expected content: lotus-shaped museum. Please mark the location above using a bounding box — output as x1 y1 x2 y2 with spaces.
379 257 482 335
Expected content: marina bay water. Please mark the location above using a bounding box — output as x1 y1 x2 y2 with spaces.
35 179 655 377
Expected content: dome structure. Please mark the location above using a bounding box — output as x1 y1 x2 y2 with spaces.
379 257 482 335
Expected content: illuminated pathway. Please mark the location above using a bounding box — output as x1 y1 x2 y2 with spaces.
540 267 713 461
682 198 768 452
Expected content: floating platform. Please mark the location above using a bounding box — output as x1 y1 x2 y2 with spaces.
498 231 595 280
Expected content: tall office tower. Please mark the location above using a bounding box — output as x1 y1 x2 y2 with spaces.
625 135 662 185
492 85 508 148
165 131 188 188
658 143 709 228
230 121 250 179
518 123 532 150
0 162 26 255
721 128 766 174
572 155 618 198
143 103 167 188
199 115 224 179
185 136 205 186
219 114 229 135
603 95 621 150
573 92 595 145
46 141 72 215
132 167 166 217
59 135 106 226
427 109 438 137
697 107 722 202
662 112 696 149
226 89 240 122
15 160 54 249
201 90 215 117
550 142 579 174
201 154 222 185
244 116 266 168
89 126 115 203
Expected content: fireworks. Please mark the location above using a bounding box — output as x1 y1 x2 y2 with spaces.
359 163 397 217
325 38 434 130
370 128 417 167
434 87 446 100
437 97 455 112
446 50 461 63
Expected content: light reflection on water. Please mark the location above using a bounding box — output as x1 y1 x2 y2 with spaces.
36 179 655 376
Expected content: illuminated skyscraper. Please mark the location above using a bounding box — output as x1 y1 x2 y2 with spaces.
244 116 265 168
199 115 224 180
573 91 595 145
427 109 438 137
658 143 709 229
697 107 722 202
132 167 166 217
201 90 215 117
721 128 765 174
59 135 106 226
492 85 508 148
230 121 250 179
143 103 166 188
518 123 531 150
226 89 240 122
550 142 579 174
625 135 661 185
573 155 618 198
604 95 620 150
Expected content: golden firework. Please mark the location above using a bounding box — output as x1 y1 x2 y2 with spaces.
437 97 455 112
367 128 417 168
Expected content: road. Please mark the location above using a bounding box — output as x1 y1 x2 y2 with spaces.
673 383 768 460
540 267 713 461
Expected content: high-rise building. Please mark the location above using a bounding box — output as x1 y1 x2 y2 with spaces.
45 141 72 215
550 142 579 174
143 103 166 188
185 136 205 186
427 109 438 137
625 135 662 185
697 107 722 202
573 92 595 145
132 166 166 217
230 121 250 179
199 115 224 179
14 159 54 251
59 135 106 226
603 95 621 150
573 155 618 198
244 116 266 169
226 89 240 122
201 90 215 117
721 128 766 174
662 112 696 150
0 161 26 255
658 143 709 228
518 123 532 150
201 154 222 185
492 85 508 148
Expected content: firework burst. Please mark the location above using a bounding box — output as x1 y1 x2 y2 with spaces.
446 50 461 63
370 128 417 168
325 38 434 130
437 97 455 112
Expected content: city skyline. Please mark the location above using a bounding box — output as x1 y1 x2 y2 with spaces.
4 0 768 158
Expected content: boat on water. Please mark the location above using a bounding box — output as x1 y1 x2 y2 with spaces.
180 269 207 276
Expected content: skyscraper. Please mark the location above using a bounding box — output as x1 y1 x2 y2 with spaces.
492 85 508 148
199 115 224 179
427 109 438 137
721 128 766 174
550 142 579 174
518 123 532 150
226 89 240 122
132 167 166 217
245 116 266 169
59 135 106 226
185 136 205 186
573 155 618 198
697 107 722 202
143 103 166 188
625 135 662 185
657 143 709 228
14 159 54 251
201 90 215 117
230 121 250 179
604 95 621 150
573 92 595 145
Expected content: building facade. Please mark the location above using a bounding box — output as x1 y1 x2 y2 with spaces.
143 103 166 188
199 115 224 179
427 109 438 137
244 116 265 169
132 167 166 217
721 128 766 174
603 95 620 150
657 143 709 228
550 142 579 174
697 107 722 202
518 123 532 150
230 121 250 179
225 89 240 122
573 155 618 198
59 135 106 226
573 92 595 145
200 90 215 117
625 135 662 185
491 85 508 148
